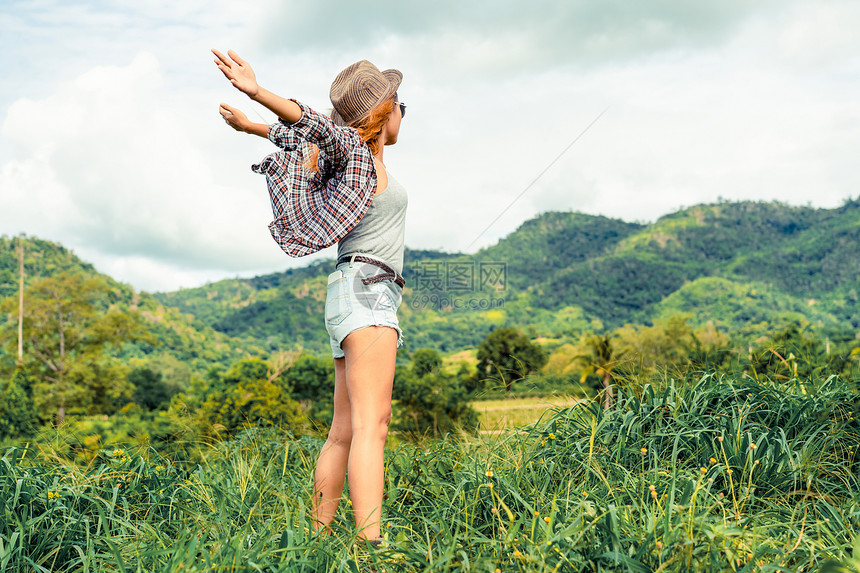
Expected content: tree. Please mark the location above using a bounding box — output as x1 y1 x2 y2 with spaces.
411 348 442 378
129 367 175 411
282 354 335 428
198 358 305 438
613 315 698 374
577 333 622 410
0 271 153 422
474 328 548 393
394 351 478 436
0 369 37 439
747 324 840 380
283 354 334 403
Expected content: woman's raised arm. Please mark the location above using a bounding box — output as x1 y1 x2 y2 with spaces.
218 103 268 138
212 49 303 124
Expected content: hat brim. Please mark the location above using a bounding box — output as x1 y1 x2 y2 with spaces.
383 69 403 96
331 108 347 127
331 68 403 127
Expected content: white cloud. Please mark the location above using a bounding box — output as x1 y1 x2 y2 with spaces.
258 0 777 70
0 53 294 281
2 0 860 292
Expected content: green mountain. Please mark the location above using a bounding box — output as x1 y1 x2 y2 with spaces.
0 236 95 300
0 236 264 374
153 249 465 355
4 198 858 362
151 198 859 355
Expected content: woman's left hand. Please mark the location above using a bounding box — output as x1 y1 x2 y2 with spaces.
213 49 260 97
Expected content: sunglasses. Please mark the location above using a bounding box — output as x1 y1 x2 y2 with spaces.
398 101 406 118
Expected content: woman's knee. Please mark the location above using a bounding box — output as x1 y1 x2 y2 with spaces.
352 411 391 440
327 422 353 446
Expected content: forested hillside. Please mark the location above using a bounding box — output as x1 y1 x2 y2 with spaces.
0 200 860 367
0 236 264 377
148 198 860 354
2 199 859 458
3 198 858 363
0 237 96 300
518 200 860 327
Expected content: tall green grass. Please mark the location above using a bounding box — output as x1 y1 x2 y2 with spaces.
2 372 859 572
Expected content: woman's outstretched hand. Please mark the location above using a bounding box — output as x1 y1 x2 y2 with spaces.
217 102 269 138
219 103 250 132
212 48 302 126
213 49 259 97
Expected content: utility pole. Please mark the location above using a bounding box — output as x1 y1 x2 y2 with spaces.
17 236 24 365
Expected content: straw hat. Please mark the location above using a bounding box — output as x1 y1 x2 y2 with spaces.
329 60 402 127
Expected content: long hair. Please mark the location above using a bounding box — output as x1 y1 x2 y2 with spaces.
305 96 395 174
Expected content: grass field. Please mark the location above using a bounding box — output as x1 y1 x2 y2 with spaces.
2 372 860 571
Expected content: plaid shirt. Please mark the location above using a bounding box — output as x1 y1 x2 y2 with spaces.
251 100 377 257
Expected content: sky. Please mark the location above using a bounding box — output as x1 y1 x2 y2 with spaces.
1 0 859 292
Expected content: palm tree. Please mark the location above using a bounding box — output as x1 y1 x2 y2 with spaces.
578 334 621 410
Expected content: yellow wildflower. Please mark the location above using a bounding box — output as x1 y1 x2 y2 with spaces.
640 447 647 455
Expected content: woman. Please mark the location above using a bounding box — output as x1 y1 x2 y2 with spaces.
213 49 407 544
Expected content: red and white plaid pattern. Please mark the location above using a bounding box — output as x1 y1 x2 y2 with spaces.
252 100 377 257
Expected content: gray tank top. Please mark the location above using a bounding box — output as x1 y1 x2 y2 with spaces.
337 167 408 274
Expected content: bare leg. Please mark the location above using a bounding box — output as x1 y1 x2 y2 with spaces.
342 326 397 540
312 356 350 532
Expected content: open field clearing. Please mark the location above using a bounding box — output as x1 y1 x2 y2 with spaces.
474 395 584 434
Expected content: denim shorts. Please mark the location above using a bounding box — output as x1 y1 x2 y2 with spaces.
325 258 404 358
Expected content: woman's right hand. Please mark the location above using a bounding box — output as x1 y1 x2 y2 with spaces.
212 49 259 97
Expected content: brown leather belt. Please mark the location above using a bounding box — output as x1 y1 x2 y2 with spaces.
336 255 406 288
